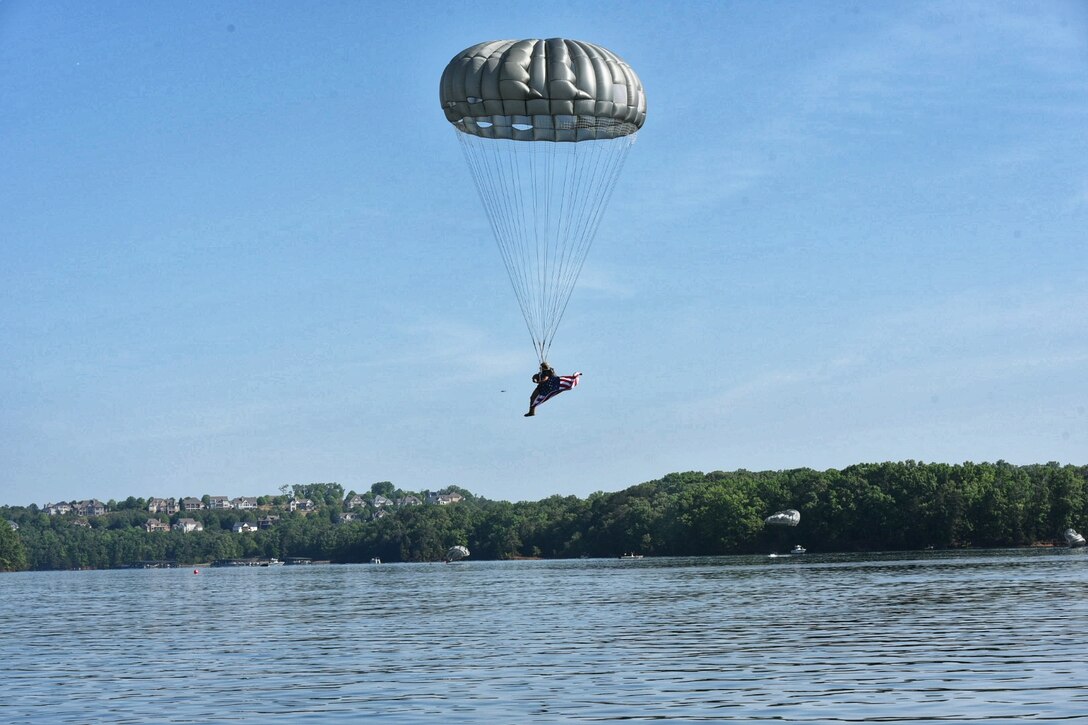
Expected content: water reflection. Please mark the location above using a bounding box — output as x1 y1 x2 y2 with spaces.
3 549 1087 723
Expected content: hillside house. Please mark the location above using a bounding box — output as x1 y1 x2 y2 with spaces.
208 496 231 510
344 494 367 509
289 498 315 512
232 521 258 533
428 491 464 506
73 499 107 517
181 497 204 512
148 498 179 515
232 497 258 510
176 518 204 533
144 519 171 533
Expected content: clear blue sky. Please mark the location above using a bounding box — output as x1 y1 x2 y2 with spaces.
2 1 1086 507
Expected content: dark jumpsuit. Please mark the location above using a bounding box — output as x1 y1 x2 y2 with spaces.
530 366 556 406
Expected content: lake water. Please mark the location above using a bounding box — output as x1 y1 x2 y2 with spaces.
3 549 1087 723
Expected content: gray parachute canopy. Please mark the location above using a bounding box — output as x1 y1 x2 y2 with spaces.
440 38 646 142
446 545 470 561
440 39 646 362
765 509 801 527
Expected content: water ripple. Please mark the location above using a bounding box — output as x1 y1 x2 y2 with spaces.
2 550 1087 723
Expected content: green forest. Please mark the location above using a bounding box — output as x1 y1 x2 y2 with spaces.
2 461 1086 572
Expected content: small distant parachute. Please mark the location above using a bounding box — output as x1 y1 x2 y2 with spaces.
446 545 470 562
765 509 801 527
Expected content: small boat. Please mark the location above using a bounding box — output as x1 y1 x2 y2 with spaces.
370 557 381 564
260 558 284 567
619 553 643 560
790 545 806 555
1064 529 1086 547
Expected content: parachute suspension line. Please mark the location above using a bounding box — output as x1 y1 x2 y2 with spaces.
454 129 636 364
457 131 539 354
536 139 556 364
528 141 543 361
541 135 637 357
539 141 576 363
531 140 550 357
541 142 583 359
545 140 604 346
502 138 533 335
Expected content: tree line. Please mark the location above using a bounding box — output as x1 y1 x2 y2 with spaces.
2 461 1085 572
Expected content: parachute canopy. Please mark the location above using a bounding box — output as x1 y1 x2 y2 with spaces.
765 509 801 527
440 39 646 361
440 38 646 142
446 545 470 561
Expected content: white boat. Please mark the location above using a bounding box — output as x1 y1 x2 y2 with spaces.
370 557 382 564
619 553 643 560
790 545 806 555
1064 529 1086 547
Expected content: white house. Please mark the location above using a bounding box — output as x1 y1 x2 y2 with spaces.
176 518 204 533
232 521 258 533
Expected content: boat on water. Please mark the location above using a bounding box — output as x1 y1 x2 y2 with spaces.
370 557 382 564
791 545 806 555
260 558 284 567
619 553 644 560
1064 529 1086 547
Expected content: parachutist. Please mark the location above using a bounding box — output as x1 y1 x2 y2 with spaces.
525 362 555 417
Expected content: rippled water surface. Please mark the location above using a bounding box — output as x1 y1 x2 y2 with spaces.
4 549 1088 723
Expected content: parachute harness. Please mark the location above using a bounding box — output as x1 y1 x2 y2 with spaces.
455 130 636 363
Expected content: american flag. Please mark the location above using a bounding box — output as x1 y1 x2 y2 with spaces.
532 372 581 408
